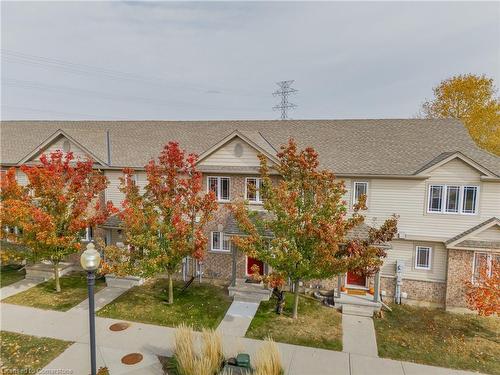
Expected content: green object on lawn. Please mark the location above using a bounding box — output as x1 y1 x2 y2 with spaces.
236 353 250 368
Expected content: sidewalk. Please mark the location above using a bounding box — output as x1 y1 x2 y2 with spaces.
0 278 44 300
0 302 483 375
342 314 378 357
216 300 259 337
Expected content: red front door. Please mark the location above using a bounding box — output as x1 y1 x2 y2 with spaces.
247 257 264 276
347 271 366 286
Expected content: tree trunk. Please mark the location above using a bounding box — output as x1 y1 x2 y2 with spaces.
54 262 61 293
167 273 174 304
292 280 300 319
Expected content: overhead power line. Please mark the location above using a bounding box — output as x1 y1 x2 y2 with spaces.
272 80 298 120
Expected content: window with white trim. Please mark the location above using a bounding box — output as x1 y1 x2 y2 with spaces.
245 177 263 203
415 246 431 270
208 176 230 201
84 226 94 242
427 185 478 215
211 231 231 252
473 252 499 281
353 181 368 206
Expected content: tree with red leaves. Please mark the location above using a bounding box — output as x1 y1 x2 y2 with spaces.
231 139 398 319
0 151 114 292
104 142 217 304
465 259 499 316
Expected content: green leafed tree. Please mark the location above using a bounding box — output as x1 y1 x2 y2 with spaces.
230 139 398 319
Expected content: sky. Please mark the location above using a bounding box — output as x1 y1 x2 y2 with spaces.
1 1 499 121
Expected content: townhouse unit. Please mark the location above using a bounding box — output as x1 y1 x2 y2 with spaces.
1 119 499 312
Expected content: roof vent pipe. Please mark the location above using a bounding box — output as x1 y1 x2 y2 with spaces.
106 130 112 166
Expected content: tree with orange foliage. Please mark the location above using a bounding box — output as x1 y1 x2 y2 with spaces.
231 139 398 319
104 142 217 304
465 260 499 316
0 151 114 292
420 74 500 155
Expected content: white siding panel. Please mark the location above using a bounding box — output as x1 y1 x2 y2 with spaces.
381 240 447 282
104 170 147 209
199 138 262 167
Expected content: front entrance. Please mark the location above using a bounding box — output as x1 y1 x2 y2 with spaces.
346 271 366 287
246 257 264 276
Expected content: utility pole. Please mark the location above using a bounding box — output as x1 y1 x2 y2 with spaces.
273 80 298 120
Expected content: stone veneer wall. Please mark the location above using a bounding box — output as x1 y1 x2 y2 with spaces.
445 249 474 309
379 276 446 305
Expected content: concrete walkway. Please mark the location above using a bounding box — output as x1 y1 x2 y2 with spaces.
216 300 259 337
0 278 44 300
68 286 131 313
342 314 378 357
0 302 484 375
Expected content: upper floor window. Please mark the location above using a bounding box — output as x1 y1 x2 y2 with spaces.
246 177 263 203
211 231 231 252
353 181 368 206
208 176 230 201
427 185 478 215
84 226 93 242
415 246 432 270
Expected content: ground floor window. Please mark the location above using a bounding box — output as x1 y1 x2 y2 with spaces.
415 246 432 270
473 252 499 281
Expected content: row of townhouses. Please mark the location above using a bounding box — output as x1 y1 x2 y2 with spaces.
1 119 499 312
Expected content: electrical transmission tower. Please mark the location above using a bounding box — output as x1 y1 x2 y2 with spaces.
273 80 298 120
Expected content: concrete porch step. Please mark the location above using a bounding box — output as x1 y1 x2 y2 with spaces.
342 304 375 317
228 279 272 302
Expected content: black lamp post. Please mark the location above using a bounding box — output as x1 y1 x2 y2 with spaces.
80 242 101 375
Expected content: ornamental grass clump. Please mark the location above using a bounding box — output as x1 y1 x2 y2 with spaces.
253 338 283 375
202 328 224 374
174 324 224 375
174 324 196 375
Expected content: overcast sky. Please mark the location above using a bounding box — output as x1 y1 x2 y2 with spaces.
1 1 499 120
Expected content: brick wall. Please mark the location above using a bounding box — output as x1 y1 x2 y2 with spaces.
445 249 474 308
380 276 446 305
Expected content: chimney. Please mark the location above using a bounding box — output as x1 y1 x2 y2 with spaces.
106 130 112 166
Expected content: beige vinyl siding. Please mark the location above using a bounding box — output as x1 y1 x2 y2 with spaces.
470 225 500 241
343 159 500 241
104 170 147 208
15 169 29 186
381 240 447 282
30 136 90 162
199 138 262 167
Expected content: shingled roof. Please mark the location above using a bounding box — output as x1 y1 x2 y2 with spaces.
1 119 499 176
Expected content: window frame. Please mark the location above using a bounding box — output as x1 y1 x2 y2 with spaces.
352 181 369 207
84 226 94 242
427 184 479 215
472 252 499 282
207 176 231 202
414 246 432 270
245 177 263 203
210 231 231 253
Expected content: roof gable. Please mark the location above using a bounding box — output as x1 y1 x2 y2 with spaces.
197 130 278 168
447 217 500 248
18 129 107 166
415 152 497 177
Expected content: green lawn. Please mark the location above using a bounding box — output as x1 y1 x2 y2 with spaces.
246 293 342 351
0 264 26 287
2 272 106 311
374 304 500 374
97 278 232 330
0 331 72 373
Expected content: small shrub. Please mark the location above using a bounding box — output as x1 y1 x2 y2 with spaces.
253 338 283 375
202 328 224 374
174 324 196 375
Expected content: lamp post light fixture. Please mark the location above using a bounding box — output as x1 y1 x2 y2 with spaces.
80 242 101 375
